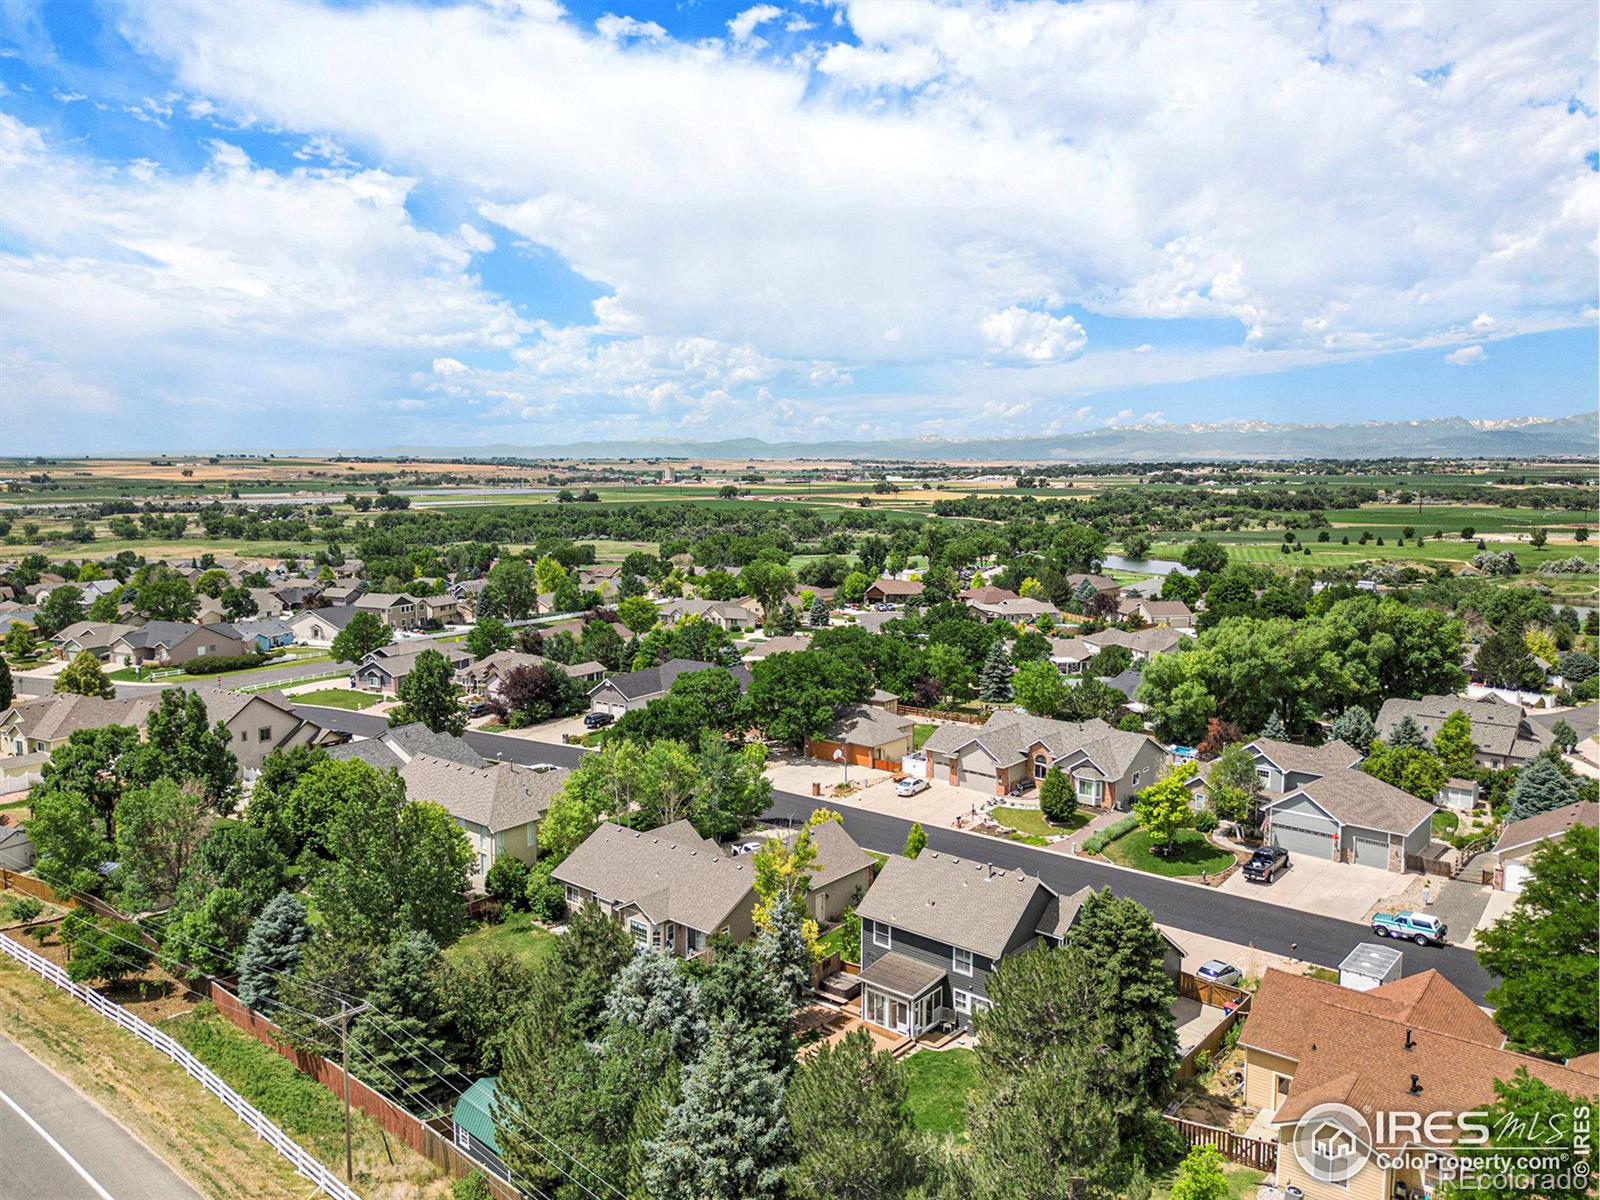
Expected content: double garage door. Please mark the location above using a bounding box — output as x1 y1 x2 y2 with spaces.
1270 819 1336 860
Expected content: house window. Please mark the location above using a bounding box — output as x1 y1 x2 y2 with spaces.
1256 768 1270 784
685 928 706 954
478 852 488 876
871 921 891 949
970 995 992 1014
258 727 272 742
628 919 649 945
565 885 583 906
953 989 971 1014
1075 776 1100 803
1032 754 1049 780
1131 770 1141 788
454 1125 470 1151
952 947 973 976
238 729 249 742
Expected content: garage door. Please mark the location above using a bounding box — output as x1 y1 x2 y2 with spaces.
1352 831 1390 869
959 762 996 791
1270 820 1335 859
1503 859 1532 894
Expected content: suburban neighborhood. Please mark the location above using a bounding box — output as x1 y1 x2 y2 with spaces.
2 1 1597 1198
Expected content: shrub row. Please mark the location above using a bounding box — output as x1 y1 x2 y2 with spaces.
1082 814 1139 856
179 653 273 676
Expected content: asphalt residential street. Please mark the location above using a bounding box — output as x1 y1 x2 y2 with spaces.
762 792 1500 1006
0 1033 205 1200
244 704 1501 1004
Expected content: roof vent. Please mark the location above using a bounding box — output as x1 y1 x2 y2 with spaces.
1409 1074 1422 1095
1404 1029 1415 1051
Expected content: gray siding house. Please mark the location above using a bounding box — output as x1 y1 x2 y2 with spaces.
1263 771 1436 871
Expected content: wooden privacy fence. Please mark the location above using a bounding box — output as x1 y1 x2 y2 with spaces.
0 933 364 1200
898 704 991 725
1164 1115 1278 1173
206 982 523 1200
1176 971 1253 1013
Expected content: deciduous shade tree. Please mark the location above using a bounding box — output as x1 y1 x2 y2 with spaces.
1473 624 1546 691
328 610 393 663
65 918 152 987
1476 824 1598 1059
25 786 110 896
311 763 473 948
1012 658 1068 719
237 891 312 1012
134 688 239 811
54 649 116 698
1132 762 1198 856
903 821 927 859
35 723 141 838
615 594 659 636
34 584 85 637
784 1027 927 1200
388 648 466 735
689 733 772 843
1432 709 1475 767
133 564 198 622
1168 1145 1231 1200
1443 1070 1595 1200
1360 740 1448 802
643 1017 791 1200
483 557 537 620
112 777 212 910
464 616 513 659
745 650 867 750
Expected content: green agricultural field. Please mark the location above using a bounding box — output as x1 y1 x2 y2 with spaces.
1319 505 1594 534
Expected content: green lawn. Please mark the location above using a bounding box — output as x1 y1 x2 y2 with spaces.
913 723 938 750
902 1047 979 1141
817 923 855 961
292 688 381 710
1432 811 1460 837
444 910 558 970
1152 1163 1266 1199
991 805 1090 840
1101 828 1236 878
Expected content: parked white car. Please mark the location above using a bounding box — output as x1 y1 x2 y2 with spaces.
895 776 930 797
1196 960 1242 987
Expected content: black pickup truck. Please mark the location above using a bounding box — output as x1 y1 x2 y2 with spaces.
1242 845 1289 882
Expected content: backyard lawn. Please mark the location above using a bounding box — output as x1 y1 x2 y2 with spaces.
902 1047 979 1141
991 805 1090 840
293 688 382 710
1152 1163 1265 1199
1101 828 1236 878
913 723 937 750
444 911 558 970
1432 811 1459 837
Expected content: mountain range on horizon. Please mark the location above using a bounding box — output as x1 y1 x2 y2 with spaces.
388 412 1597 464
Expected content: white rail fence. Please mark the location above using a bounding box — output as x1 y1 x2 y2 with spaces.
0 934 363 1200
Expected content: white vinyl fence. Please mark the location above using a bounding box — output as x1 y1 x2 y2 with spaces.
0 934 363 1200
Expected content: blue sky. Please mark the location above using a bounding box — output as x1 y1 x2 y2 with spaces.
0 0 1595 453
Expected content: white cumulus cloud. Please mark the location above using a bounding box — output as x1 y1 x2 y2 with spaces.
1445 345 1487 366
981 308 1088 363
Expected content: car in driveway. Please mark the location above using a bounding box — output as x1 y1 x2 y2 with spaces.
1195 960 1243 987
583 711 615 729
1242 845 1289 883
895 776 930 797
1371 911 1447 946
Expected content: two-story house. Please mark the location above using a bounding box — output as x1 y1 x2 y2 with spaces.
919 712 1167 806
855 853 1183 1037
398 754 565 889
353 592 422 631
1375 696 1552 768
550 820 758 957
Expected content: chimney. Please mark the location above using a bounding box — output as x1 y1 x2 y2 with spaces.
1409 1075 1422 1095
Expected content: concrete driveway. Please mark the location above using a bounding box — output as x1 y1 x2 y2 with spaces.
852 776 987 828
1217 852 1412 923
507 713 592 744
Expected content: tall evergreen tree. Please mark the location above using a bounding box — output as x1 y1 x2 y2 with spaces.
603 949 705 1062
785 1027 927 1200
1328 705 1376 754
644 1017 791 1200
1258 711 1289 741
753 898 812 1010
238 891 311 1011
351 931 459 1107
809 596 830 628
1388 714 1430 749
1506 754 1581 822
978 640 1015 703
389 648 466 735
0 655 12 711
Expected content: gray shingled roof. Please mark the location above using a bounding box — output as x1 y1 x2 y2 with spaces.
1493 801 1598 856
1268 768 1437 835
399 754 565 832
1251 737 1362 778
1035 885 1095 940
795 819 874 891
854 851 1049 959
327 722 486 770
551 822 755 934
1 694 157 741
923 711 1157 780
822 704 915 750
1376 696 1552 761
588 658 750 701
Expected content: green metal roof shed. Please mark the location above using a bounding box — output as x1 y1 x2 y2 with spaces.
452 1076 500 1155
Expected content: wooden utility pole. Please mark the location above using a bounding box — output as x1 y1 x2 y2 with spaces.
318 1001 370 1182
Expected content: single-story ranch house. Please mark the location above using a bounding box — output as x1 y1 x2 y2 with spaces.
919 711 1166 806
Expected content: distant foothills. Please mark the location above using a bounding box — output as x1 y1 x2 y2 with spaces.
386 412 1598 464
